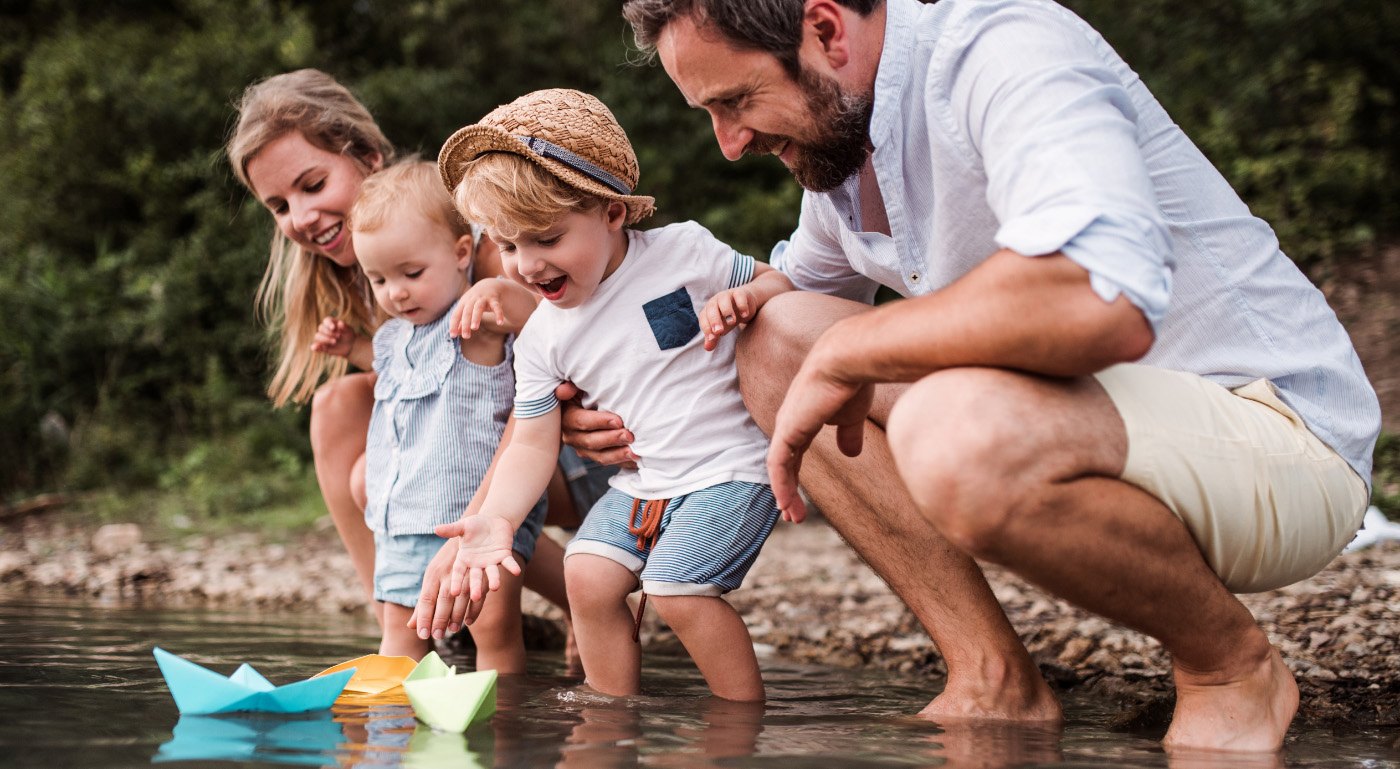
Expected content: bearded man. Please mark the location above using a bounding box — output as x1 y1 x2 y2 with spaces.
547 0 1383 752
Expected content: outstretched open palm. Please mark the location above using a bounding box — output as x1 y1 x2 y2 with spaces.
433 515 522 610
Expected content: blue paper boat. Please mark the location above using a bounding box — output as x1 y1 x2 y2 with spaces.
153 647 355 715
153 712 345 765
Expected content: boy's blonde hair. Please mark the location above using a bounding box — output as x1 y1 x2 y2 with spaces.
353 160 472 241
226 69 396 407
454 152 605 241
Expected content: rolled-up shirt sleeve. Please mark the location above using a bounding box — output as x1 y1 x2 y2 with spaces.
940 2 1173 326
772 191 881 305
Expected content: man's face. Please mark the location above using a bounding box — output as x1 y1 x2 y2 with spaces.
657 15 872 192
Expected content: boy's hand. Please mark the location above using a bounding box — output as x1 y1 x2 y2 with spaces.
450 278 537 339
311 316 355 358
433 515 522 609
701 286 759 351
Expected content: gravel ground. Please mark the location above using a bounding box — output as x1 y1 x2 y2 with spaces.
2 515 1396 726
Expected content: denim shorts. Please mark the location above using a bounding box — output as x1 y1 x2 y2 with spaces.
557 445 618 523
373 495 548 608
564 481 780 596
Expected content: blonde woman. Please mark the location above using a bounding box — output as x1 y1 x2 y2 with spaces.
227 71 593 664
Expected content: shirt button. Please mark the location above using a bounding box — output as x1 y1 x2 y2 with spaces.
910 272 921 283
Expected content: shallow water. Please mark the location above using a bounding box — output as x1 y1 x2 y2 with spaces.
0 597 1395 768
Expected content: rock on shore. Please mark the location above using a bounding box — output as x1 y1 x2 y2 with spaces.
2 516 1396 725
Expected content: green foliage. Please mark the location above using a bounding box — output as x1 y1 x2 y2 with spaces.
1064 0 1399 265
0 0 1394 514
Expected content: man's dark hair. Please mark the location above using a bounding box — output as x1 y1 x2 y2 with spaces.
623 0 882 78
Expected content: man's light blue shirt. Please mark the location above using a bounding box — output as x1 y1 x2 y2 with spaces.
774 0 1379 481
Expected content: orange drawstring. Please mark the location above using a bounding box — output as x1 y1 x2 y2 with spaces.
628 497 668 643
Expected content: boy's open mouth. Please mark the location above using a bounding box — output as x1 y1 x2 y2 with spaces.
535 276 567 298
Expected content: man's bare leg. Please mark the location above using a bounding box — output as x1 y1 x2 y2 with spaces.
738 292 1060 722
885 368 1296 751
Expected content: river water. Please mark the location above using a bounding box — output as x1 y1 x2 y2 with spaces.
0 597 1395 768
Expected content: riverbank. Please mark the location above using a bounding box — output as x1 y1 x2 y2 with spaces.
2 514 1396 728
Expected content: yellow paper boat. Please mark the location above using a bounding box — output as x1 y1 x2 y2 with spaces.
402 652 497 733
315 654 419 701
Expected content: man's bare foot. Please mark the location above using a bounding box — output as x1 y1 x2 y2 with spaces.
1163 644 1298 752
917 675 1062 723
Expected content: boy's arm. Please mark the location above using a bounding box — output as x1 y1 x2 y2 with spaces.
702 262 795 351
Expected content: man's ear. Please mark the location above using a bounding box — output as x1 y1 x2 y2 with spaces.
802 0 852 70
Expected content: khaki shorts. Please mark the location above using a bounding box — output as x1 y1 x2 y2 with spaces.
1095 364 1368 593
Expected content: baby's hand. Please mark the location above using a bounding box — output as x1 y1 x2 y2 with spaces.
450 280 512 340
311 316 355 358
701 287 759 351
433 515 522 608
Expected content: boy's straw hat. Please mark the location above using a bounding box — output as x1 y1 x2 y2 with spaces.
438 89 656 225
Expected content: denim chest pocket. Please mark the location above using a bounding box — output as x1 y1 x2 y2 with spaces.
642 287 700 351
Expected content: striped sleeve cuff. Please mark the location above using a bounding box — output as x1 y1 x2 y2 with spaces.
514 393 559 419
727 251 756 289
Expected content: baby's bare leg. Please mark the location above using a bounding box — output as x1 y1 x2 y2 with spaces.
380 602 432 659
649 594 763 702
566 554 640 696
466 564 527 674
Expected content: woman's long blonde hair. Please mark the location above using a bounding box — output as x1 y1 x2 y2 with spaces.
227 69 396 406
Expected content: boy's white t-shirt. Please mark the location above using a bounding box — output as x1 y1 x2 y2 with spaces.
513 221 771 501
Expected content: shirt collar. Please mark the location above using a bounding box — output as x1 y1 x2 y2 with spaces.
869 0 923 147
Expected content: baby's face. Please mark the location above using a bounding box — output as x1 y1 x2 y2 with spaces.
354 211 471 324
491 202 627 310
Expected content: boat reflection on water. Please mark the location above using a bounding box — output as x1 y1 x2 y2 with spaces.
154 704 492 768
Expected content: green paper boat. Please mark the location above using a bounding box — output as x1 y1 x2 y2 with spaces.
401 652 497 733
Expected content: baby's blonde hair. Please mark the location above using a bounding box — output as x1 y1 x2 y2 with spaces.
226 69 396 406
454 152 605 240
351 160 471 241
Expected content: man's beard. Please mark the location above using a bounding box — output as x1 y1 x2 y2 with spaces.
749 67 873 192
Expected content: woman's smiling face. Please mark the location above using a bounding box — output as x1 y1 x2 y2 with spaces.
245 131 380 267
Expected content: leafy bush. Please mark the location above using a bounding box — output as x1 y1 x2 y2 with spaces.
0 0 1394 512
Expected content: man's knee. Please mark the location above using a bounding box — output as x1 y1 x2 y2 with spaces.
738 292 869 432
886 369 1028 556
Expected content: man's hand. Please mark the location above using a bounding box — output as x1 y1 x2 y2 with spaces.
556 381 638 468
766 338 874 523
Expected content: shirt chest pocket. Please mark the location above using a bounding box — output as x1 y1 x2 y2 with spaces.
642 287 700 351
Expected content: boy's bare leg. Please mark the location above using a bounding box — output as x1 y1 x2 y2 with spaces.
310 372 380 624
886 368 1296 751
738 293 1059 722
650 594 763 702
468 563 528 674
380 602 432 659
566 554 641 696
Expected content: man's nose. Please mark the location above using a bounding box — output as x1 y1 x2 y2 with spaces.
710 112 751 162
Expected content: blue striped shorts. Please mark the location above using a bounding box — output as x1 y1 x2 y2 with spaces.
565 481 780 596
